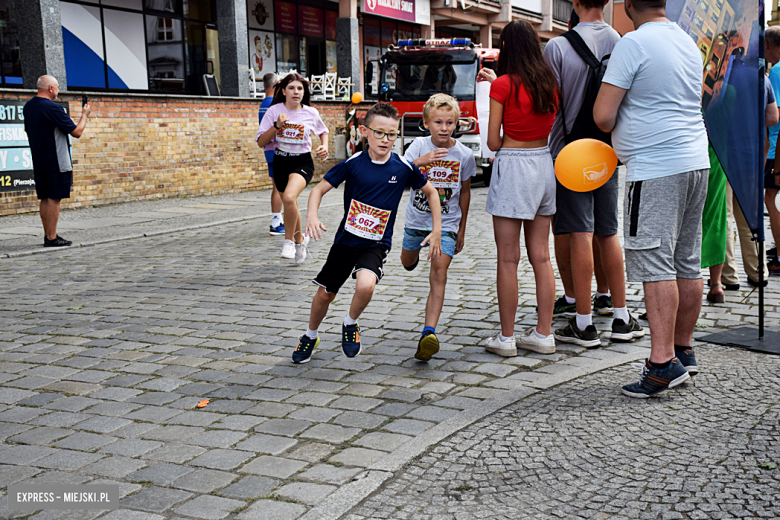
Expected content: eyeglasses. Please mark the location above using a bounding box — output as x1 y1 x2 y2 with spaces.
365 126 399 141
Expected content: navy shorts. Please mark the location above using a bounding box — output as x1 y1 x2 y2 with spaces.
34 170 73 200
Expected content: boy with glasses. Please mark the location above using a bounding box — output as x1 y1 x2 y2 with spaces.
292 103 442 363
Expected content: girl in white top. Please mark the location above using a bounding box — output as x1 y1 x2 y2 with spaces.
257 73 329 263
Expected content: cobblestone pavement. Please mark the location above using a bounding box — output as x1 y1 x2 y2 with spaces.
0 175 778 520
346 345 780 520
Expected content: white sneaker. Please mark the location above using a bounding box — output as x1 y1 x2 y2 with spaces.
484 332 517 357
517 327 556 354
295 236 309 264
280 239 295 259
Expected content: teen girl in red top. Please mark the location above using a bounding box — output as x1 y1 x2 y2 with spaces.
477 20 559 357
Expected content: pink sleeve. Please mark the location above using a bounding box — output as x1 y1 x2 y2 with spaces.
257 104 276 140
311 108 329 136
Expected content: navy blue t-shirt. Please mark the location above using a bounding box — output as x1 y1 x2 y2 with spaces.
325 151 427 249
23 97 77 176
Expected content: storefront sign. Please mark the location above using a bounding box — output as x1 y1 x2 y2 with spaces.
363 0 430 25
0 101 34 193
299 6 324 38
325 10 337 40
275 1 296 34
247 0 274 31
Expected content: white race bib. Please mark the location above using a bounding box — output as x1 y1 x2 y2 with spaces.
421 159 460 188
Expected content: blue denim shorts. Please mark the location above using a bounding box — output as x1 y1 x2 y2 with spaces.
402 227 457 258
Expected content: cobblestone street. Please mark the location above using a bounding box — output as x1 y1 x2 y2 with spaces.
0 180 778 520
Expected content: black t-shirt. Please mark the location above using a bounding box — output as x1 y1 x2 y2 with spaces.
23 97 77 175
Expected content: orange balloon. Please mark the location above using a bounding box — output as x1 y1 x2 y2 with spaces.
554 139 618 192
351 92 363 104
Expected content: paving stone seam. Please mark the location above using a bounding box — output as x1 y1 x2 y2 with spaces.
298 348 650 520
1 202 344 260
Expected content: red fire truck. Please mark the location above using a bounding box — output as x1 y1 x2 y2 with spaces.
362 38 499 183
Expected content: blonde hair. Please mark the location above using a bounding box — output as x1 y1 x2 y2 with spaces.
423 93 460 122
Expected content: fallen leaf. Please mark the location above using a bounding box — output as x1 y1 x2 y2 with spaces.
197 399 209 408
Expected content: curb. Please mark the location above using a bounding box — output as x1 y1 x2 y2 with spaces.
298 347 650 520
1 202 344 259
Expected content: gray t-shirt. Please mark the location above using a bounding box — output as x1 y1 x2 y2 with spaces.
601 22 709 181
544 22 621 160
403 137 476 233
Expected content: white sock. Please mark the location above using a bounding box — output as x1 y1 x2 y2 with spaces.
534 329 550 339
305 328 318 339
499 334 512 342
595 291 610 299
565 295 576 304
271 213 282 227
344 314 358 326
614 307 630 323
576 313 592 331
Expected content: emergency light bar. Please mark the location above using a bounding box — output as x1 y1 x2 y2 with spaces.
396 38 471 47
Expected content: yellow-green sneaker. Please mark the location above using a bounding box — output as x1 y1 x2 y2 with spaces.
415 331 439 361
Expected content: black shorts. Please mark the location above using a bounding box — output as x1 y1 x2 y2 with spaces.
553 168 619 236
765 159 780 190
313 243 389 295
273 151 314 193
34 170 73 200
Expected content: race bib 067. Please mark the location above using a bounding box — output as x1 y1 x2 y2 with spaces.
420 160 460 188
276 123 305 144
344 200 391 241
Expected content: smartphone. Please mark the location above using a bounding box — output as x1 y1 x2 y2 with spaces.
82 95 88 107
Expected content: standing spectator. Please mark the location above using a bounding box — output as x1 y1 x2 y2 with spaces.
594 0 710 397
23 75 90 247
764 26 780 275
258 72 284 236
477 20 559 356
544 0 643 348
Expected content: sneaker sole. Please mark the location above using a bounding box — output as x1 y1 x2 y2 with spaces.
553 333 601 348
668 370 691 389
683 365 699 376
595 307 614 316
415 335 440 361
611 329 646 342
292 357 312 365
342 344 362 358
281 253 295 259
517 342 555 355
270 232 285 236
485 345 517 357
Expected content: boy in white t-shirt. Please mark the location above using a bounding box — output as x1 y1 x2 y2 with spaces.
401 94 476 361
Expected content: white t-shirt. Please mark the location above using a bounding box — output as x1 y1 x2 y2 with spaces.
403 137 476 233
602 22 709 181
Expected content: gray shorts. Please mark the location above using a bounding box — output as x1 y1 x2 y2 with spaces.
624 169 708 283
486 147 556 220
553 169 619 236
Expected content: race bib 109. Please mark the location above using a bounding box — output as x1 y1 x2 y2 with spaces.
344 200 391 241
276 123 304 144
420 160 460 188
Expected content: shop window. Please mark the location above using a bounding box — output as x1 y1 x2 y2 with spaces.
103 0 143 9
381 20 395 48
276 32 298 73
0 0 21 85
146 15 185 91
104 8 147 89
61 2 107 88
145 0 179 13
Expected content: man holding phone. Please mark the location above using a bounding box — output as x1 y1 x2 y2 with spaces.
23 75 91 247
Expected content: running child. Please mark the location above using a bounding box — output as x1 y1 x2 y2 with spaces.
400 94 476 361
257 73 328 264
292 102 443 363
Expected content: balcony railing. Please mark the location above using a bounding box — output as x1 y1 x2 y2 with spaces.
553 0 573 23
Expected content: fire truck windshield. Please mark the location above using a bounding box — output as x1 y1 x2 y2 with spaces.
382 58 478 101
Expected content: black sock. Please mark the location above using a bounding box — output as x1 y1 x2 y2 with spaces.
649 359 671 369
404 259 419 271
674 344 691 353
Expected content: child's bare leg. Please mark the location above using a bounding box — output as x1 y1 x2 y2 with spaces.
349 270 377 320
425 255 452 328
400 248 421 270
309 286 336 330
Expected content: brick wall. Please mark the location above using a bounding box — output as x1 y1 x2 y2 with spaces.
0 90 371 217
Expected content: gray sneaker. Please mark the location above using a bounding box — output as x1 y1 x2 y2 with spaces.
516 327 555 354
554 318 601 348
611 315 645 342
